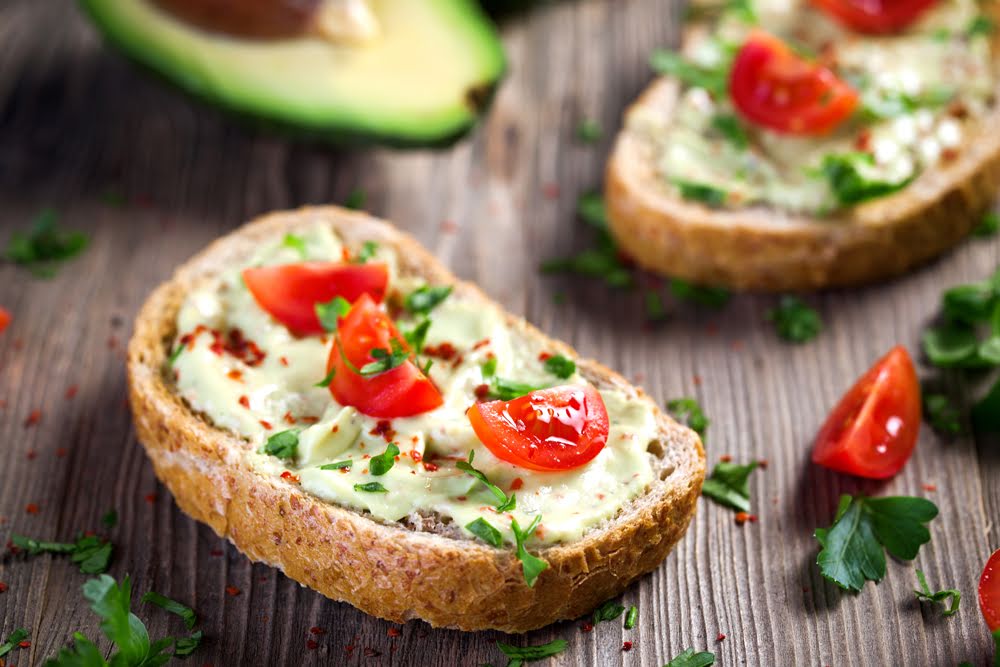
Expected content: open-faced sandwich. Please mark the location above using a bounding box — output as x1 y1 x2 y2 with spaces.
607 0 1000 290
126 207 705 633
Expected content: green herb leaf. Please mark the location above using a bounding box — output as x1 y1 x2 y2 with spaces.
13 533 113 574
814 495 938 591
924 392 962 434
0 628 29 658
624 605 638 630
142 592 197 630
543 354 576 379
670 279 731 308
859 87 955 121
173 630 203 657
701 461 758 512
262 429 299 460
167 344 185 367
667 648 716 667
402 318 432 354
5 209 89 277
354 482 388 493
481 357 498 379
922 323 981 367
314 366 337 388
674 179 728 207
711 113 749 148
344 188 366 210
465 517 503 547
972 376 1000 433
359 339 410 377
496 638 567 663
821 153 912 206
768 296 823 343
576 119 603 144
973 212 1000 238
101 510 118 529
914 569 961 617
281 233 308 259
645 289 667 322
43 631 108 667
510 515 548 587
649 50 729 97
666 397 709 440
726 0 757 23
83 575 152 664
315 296 352 333
944 281 997 324
490 378 546 401
457 450 517 512
967 14 995 37
405 285 453 315
369 443 400 476
320 460 352 471
592 600 626 625
577 192 609 231
354 240 378 263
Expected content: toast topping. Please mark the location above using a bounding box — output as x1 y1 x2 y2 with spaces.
637 0 994 214
171 224 660 545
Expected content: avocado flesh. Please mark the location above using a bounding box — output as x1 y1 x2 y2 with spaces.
81 0 506 146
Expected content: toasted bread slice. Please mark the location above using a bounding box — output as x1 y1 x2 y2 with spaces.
126 206 705 633
605 8 1000 291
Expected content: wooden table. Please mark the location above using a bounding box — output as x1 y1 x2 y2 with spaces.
1 1 997 665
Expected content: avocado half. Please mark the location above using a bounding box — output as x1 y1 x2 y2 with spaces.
81 0 507 147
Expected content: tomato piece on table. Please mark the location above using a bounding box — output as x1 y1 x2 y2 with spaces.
0 307 10 333
243 261 388 336
812 0 938 34
812 345 920 479
729 31 859 135
468 384 609 471
982 549 1000 630
325 294 442 418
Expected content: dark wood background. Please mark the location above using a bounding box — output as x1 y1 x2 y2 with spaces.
1 0 997 665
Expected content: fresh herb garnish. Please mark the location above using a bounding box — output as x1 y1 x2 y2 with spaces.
402 318 432 354
649 50 729 97
814 494 938 591
141 592 197 630
167 344 184 367
670 279 731 308
711 113 749 148
674 179 729 207
914 569 961 616
972 376 1000 433
354 240 378 263
13 533 113 574
974 212 1000 238
465 517 503 547
405 285 452 315
314 366 337 388
624 605 638 629
173 630 203 657
0 628 29 659
645 289 668 322
315 296 351 333
543 354 575 379
540 193 632 288
282 233 308 259
320 460 352 471
592 600 626 625
359 339 410 376
6 209 89 277
701 461 758 512
667 648 716 667
924 392 962 434
667 397 709 439
576 119 603 144
510 515 548 586
101 510 118 529
577 191 608 230
967 14 995 38
496 638 567 663
344 188 366 210
489 378 546 401
262 429 299 460
456 450 517 512
354 482 388 493
768 295 823 343
481 357 498 378
369 443 400 476
725 0 757 23
860 87 955 120
821 153 912 206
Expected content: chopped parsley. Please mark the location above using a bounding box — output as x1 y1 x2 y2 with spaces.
359 339 410 376
354 482 388 493
921 269 1000 369
320 460 353 471
973 212 1000 238
496 638 567 663
481 357 498 378
577 191 608 230
369 443 400 476
821 153 912 206
645 289 667 322
262 429 299 460
314 366 337 388
710 113 749 148
814 494 937 591
667 648 716 667
649 50 729 97
0 628 29 659
592 600 626 625
456 450 517 512
167 344 185 367
924 392 962 434
967 14 995 38
13 533 113 574
354 240 378 263
402 318 432 354
860 87 955 121
315 296 351 332
667 397 709 440
674 179 728 207
281 233 308 259
489 377 546 401
972 376 1000 433
543 354 576 379
670 279 731 308
101 510 118 529
701 461 759 512
5 209 89 277
624 605 638 629
141 591 197 630
767 295 823 343
465 517 503 547
576 118 603 144
510 515 548 587
344 188 366 210
405 285 453 315
914 569 961 617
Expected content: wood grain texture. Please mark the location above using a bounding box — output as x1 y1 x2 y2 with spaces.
0 0 997 665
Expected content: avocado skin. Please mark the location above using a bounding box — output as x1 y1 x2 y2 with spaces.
79 0 507 148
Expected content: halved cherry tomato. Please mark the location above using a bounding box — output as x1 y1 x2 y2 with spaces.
326 294 442 418
812 0 938 34
468 384 609 471
0 307 10 333
243 262 388 336
729 31 859 135
812 345 920 479
982 549 1000 630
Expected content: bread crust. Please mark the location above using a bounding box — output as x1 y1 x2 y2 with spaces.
606 29 1000 291
126 206 705 633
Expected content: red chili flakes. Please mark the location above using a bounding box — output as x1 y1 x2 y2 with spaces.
719 455 732 463
280 471 300 484
0 582 7 593
854 129 872 151
942 148 959 162
24 409 41 428
622 641 633 652
26 450 37 461
472 338 491 351
65 385 79 399
542 183 560 199
280 356 289 367
210 328 266 367
17 640 30 649
0 306 10 333
107 336 119 350
735 512 751 525
474 384 491 401
731 340 745 352
757 459 769 469
580 622 594 633
440 220 459 234
310 627 326 635
341 247 352 262
705 323 719 337
306 639 319 650
55 448 67 458
409 449 423 463
387 628 401 637
281 411 295 425
510 478 524 491
259 420 272 430
225 585 241 597
692 375 702 386
423 342 458 361
537 351 552 362
300 416 319 424
717 633 727 642
227 369 243 382
369 420 396 442
238 395 250 409
209 549 224 557
422 462 439 472
923 483 937 492
145 493 157 504
25 503 39 515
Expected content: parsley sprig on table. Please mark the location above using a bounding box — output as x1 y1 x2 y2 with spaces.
0 628 29 659
495 638 567 665
667 648 716 667
12 532 113 574
701 461 758 512
814 495 938 591
6 209 89 277
913 569 961 617
666 398 709 440
592 600 626 625
768 296 823 343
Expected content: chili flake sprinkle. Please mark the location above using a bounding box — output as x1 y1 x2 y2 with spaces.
225 586 241 596
922 483 937 492
310 627 326 635
24 410 41 427
387 628 401 637
0 582 7 593
306 640 319 650
622 641 633 652
65 385 78 399
510 478 524 491
280 471 300 483
25 503 39 514
259 420 273 430
144 493 157 504
580 622 594 633
474 383 491 400
370 420 396 442
735 512 751 525
717 633 727 641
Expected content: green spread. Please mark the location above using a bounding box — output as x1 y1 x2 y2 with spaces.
172 224 659 546
633 0 995 214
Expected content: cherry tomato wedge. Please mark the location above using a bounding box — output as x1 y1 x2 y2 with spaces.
812 0 938 34
243 261 388 336
812 345 920 479
729 31 859 135
0 307 10 333
325 294 442 418
468 384 609 472
981 549 1000 632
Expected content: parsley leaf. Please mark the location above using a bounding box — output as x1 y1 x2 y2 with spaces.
0 628 29 658
101 510 118 529
314 366 336 388
973 212 999 238
6 209 89 277
359 339 410 376
650 50 729 97
315 296 351 333
645 289 668 322
667 648 716 667
496 638 567 663
369 442 400 476
83 575 156 664
577 192 609 230
592 600 626 625
670 279 731 308
354 482 388 493
402 318 432 354
922 323 981 367
481 357 498 379
576 119 602 144
914 569 961 616
262 429 299 460
354 240 378 263
624 605 638 629
924 392 962 434
674 179 729 207
405 285 452 315
173 630 203 657
343 188 366 210
456 450 516 512
167 344 184 367
489 378 546 401
511 514 548 587
967 14 995 38
972 375 1000 433
465 517 503 547
701 461 758 512
142 591 197 630
320 460 352 470
13 533 113 574
768 296 823 343
821 153 912 206
814 495 938 591
711 113 749 148
44 632 108 666
281 233 308 259
543 354 575 379
666 397 709 440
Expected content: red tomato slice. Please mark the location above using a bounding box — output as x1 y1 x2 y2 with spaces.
729 31 859 135
467 384 609 471
981 549 1000 633
812 345 921 479
0 307 10 333
812 0 938 34
243 262 388 336
325 294 442 418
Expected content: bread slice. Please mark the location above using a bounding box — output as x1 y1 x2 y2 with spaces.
605 7 1000 291
126 206 705 633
